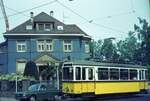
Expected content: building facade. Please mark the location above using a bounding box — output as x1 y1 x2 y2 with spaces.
0 12 91 74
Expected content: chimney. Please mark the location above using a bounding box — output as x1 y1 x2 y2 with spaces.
50 11 54 16
30 12 34 23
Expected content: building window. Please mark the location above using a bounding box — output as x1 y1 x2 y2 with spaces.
46 40 53 51
16 60 26 74
26 25 32 30
85 41 90 53
36 23 53 31
37 40 45 51
45 24 52 31
38 23 44 31
16 40 26 52
37 40 53 52
63 40 72 52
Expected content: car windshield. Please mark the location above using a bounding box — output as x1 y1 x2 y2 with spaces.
28 84 39 91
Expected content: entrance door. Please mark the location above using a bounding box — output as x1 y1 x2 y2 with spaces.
81 67 95 93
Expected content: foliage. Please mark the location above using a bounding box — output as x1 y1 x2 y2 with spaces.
101 37 118 62
91 38 119 62
91 18 150 65
0 73 35 81
23 61 39 80
117 31 138 63
134 18 150 65
40 63 56 80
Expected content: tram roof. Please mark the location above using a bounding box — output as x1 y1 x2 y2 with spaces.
63 60 146 69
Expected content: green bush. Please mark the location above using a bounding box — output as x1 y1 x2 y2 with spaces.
0 73 35 81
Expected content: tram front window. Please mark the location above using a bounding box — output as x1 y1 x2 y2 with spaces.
63 67 73 80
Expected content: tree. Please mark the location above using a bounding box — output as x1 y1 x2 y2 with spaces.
91 39 103 60
134 18 150 65
23 61 39 80
101 37 118 62
117 31 138 63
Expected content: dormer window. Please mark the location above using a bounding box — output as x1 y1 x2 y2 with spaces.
36 23 53 31
26 25 32 30
38 23 44 31
57 26 63 30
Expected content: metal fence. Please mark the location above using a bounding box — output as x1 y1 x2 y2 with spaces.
0 80 57 97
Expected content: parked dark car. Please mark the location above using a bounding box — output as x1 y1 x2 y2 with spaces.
15 83 62 101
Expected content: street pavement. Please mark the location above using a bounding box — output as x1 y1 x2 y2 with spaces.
0 94 150 101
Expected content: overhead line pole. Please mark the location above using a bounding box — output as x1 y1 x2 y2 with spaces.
0 0 9 31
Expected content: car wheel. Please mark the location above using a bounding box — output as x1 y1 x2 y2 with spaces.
30 96 36 101
52 95 61 101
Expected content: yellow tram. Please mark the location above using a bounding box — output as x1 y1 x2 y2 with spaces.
62 60 148 96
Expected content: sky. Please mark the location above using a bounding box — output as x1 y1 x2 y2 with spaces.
0 0 149 42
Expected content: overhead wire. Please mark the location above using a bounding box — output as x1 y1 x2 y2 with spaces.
0 0 135 34
5 6 29 17
130 0 139 18
56 0 126 34
0 0 57 20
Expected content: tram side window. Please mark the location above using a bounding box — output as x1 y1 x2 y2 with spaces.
75 67 81 80
63 67 73 80
82 68 86 80
98 68 108 80
145 70 148 80
120 69 128 80
130 69 137 80
110 68 119 80
141 70 145 80
88 68 93 80
139 70 142 80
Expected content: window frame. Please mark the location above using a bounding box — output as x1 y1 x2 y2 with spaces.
98 67 109 80
63 40 73 52
36 23 53 31
129 69 138 80
75 67 81 80
16 40 27 52
120 69 129 80
85 41 90 53
62 66 74 81
16 59 27 74
37 40 53 52
109 68 119 80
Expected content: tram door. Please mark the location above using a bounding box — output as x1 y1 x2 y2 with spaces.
82 67 95 93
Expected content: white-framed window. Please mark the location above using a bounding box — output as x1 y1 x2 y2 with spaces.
63 40 72 52
36 23 53 31
26 25 32 30
16 40 26 52
37 40 53 52
16 60 26 74
85 41 90 53
37 40 45 51
46 40 53 51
